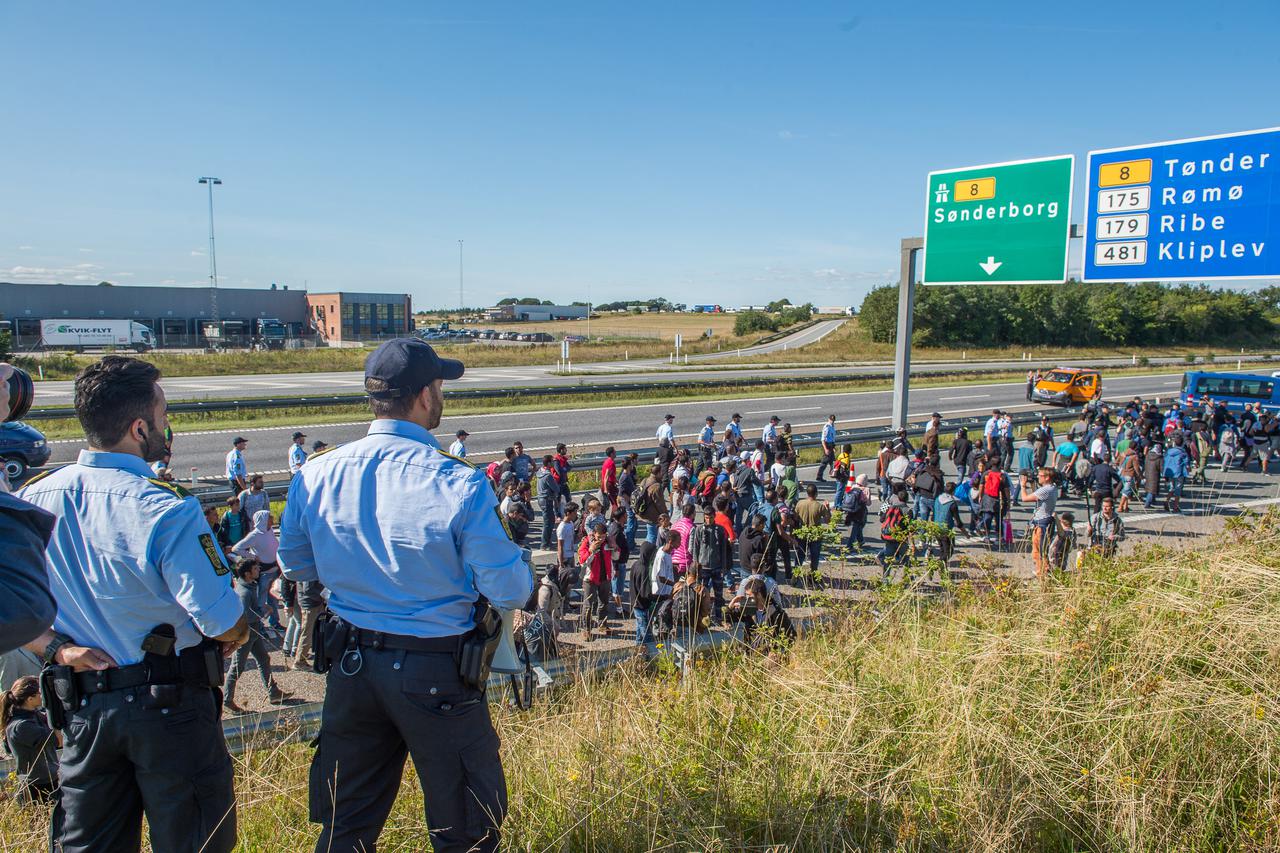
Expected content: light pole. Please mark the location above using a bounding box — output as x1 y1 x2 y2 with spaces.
458 239 464 312
586 281 591 339
198 177 222 327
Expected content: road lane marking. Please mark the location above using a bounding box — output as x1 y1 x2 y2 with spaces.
939 394 990 400
745 406 821 414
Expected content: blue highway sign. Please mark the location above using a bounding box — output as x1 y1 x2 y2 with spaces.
1083 127 1280 282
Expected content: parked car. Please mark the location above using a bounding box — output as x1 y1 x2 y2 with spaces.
528 332 554 343
563 334 587 344
2 420 50 482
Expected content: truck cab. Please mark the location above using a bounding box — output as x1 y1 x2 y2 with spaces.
254 318 288 350
1032 368 1101 407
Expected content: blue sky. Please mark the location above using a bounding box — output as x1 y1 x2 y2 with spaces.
2 1 1276 308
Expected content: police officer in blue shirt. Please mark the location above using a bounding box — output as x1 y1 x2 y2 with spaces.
278 338 532 853
18 356 249 853
289 430 308 475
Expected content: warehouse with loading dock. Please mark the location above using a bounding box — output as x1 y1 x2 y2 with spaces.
0 281 413 347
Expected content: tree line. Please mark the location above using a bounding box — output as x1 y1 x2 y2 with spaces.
857 282 1280 348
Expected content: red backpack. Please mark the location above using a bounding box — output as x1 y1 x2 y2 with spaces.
983 470 1003 498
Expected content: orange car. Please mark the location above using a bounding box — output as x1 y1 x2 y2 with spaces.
1031 368 1101 407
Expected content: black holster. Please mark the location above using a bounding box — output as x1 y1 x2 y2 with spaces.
39 665 74 730
314 611 347 674
457 600 502 691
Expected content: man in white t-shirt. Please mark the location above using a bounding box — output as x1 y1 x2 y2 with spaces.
656 414 676 446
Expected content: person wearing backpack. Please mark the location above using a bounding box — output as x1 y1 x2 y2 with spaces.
1142 443 1164 509
764 493 796 581
908 455 943 522
877 489 912 580
664 562 712 642
690 508 730 622
635 468 668 544
729 456 758 533
843 474 871 550
537 456 559 550
933 482 962 565
630 539 669 645
830 443 853 510
979 460 1009 549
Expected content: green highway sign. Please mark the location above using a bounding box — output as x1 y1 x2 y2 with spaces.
922 154 1074 285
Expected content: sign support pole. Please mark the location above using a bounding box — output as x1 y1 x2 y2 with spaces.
891 237 922 430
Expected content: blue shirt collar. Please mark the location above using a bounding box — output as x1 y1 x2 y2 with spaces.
368 418 440 449
77 449 156 478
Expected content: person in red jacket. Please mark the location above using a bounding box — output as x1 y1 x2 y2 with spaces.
577 527 613 640
600 446 618 512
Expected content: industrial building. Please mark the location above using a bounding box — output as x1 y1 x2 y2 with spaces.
0 281 412 347
484 303 590 322
307 291 413 343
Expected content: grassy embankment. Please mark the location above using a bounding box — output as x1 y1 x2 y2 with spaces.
6 506 1279 849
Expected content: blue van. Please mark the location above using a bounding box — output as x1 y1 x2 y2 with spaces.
1180 370 1280 413
1 420 51 482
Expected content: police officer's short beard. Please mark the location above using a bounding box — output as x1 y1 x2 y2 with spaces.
140 418 169 463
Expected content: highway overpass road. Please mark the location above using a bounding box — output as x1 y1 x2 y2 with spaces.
28 350 1256 407
39 372 1187 483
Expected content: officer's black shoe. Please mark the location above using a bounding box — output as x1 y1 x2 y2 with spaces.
225 699 247 715
268 687 296 704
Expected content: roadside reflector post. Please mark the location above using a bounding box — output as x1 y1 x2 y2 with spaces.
190 468 198 488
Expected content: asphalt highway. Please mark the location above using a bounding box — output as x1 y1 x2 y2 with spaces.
41 372 1188 482
29 349 1263 407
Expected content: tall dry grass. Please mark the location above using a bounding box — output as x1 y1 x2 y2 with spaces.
5 514 1280 851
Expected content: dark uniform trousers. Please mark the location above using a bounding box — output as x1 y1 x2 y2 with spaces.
51 685 235 853
311 645 506 853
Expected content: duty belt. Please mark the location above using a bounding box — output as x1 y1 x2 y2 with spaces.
72 645 218 695
349 627 463 655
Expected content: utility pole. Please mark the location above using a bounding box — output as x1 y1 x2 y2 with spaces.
198 177 222 326
458 239 464 312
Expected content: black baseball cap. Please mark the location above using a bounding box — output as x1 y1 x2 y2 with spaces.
292 431 306 440
664 413 675 420
364 338 464 399
456 429 469 437
233 436 248 445
706 415 716 423
312 440 327 451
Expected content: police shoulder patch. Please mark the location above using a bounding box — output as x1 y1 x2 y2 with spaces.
147 478 193 499
494 506 514 541
18 469 55 488
199 533 230 576
438 449 477 469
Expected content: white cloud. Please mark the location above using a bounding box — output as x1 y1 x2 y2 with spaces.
2 264 108 283
111 272 135 278
776 130 798 140
77 247 94 253
17 245 33 251
190 249 206 257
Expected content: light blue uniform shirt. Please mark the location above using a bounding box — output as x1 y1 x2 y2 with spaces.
728 421 743 440
278 419 532 637
656 422 674 443
17 451 243 666
822 422 836 445
762 423 778 443
448 439 467 458
289 443 308 474
699 425 715 446
226 447 246 481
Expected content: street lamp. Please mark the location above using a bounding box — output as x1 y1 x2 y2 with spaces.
458 239 464 312
197 177 222 326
